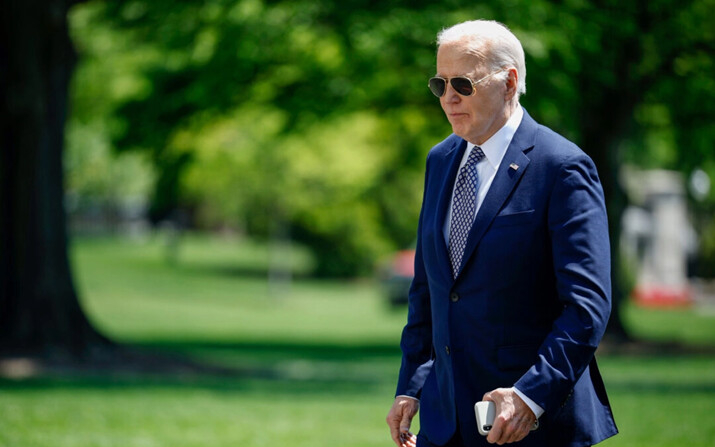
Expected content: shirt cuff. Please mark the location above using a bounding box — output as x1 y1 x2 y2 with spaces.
396 395 420 403
513 387 544 418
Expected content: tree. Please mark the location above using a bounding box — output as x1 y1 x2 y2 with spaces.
0 0 111 357
509 0 715 338
67 0 715 336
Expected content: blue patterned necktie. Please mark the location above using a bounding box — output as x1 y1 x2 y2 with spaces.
448 146 485 278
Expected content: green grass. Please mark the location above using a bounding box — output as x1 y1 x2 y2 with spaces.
74 235 400 345
1 234 714 447
623 300 715 347
598 355 715 447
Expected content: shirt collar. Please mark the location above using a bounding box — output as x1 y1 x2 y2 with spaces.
466 105 524 170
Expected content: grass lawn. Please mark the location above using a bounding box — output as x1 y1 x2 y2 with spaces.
1 234 714 446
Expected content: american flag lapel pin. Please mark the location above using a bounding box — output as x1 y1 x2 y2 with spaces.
509 163 519 171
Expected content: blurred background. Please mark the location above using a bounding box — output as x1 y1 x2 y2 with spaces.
1 0 714 446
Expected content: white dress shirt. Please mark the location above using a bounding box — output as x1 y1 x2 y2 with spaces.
443 105 523 245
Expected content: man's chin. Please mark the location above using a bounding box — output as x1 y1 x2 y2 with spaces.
451 128 469 140
449 125 463 137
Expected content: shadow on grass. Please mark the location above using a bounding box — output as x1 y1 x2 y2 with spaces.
4 339 713 400
136 339 401 360
0 339 402 396
0 372 389 396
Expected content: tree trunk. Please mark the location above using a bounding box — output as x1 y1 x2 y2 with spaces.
578 59 641 342
581 112 631 342
0 0 111 358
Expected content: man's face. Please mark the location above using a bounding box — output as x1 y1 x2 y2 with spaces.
435 41 508 145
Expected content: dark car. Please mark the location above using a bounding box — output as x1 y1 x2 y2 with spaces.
379 248 415 307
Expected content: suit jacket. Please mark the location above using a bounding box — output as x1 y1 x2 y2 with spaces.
396 110 618 446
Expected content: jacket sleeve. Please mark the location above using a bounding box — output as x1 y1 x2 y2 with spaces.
514 151 612 414
395 155 435 398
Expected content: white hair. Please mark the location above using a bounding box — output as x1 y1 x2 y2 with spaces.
437 20 526 99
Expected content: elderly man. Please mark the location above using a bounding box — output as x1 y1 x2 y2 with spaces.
386 20 617 447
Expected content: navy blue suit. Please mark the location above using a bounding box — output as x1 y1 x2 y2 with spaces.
396 110 617 446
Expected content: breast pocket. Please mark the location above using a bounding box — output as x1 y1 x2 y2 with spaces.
491 210 535 228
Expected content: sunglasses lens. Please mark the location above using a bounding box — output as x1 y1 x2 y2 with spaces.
428 78 446 97
451 77 474 96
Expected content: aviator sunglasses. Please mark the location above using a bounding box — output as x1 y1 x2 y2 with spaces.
428 69 506 97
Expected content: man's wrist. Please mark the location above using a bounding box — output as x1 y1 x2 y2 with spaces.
512 387 544 418
396 394 420 403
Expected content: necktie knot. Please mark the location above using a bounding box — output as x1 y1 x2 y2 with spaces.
468 146 486 164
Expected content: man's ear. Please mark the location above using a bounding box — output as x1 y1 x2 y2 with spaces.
505 68 519 101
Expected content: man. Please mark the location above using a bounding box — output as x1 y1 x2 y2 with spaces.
386 20 617 447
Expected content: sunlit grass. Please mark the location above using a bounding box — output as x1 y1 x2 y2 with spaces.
598 355 715 447
73 234 403 345
623 300 715 346
1 234 713 447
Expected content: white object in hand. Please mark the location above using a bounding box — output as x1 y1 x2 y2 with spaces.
474 401 539 436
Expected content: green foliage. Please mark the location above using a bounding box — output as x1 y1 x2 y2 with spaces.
66 3 159 221
67 0 715 276
695 218 715 278
65 122 155 217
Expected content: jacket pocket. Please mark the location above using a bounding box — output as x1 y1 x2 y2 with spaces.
491 210 535 228
497 344 539 371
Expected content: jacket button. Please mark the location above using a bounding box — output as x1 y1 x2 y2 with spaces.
561 389 574 408
450 292 460 302
445 346 450 355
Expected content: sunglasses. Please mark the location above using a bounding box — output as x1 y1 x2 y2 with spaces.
428 69 506 97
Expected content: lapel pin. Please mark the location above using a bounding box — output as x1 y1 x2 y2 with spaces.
509 163 519 171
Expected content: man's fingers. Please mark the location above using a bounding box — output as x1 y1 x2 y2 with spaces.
399 409 413 433
500 417 527 444
386 407 403 446
486 410 507 444
487 415 524 445
388 417 404 445
387 397 418 447
482 388 536 444
398 430 417 447
398 409 415 446
486 408 534 444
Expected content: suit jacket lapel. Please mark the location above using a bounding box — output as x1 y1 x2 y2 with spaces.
455 111 538 278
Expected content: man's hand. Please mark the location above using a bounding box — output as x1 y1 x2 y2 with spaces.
483 388 537 445
386 396 419 447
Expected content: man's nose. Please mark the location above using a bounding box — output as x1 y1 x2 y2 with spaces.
443 84 461 103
